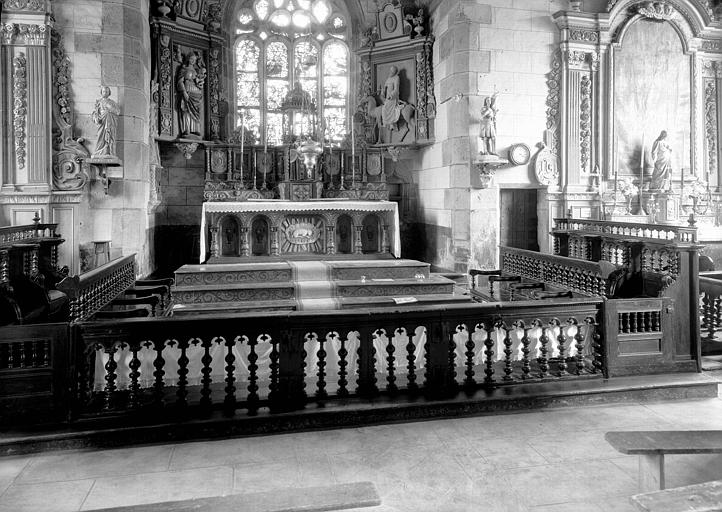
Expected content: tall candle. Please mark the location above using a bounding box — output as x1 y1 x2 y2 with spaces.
351 122 356 184
240 115 245 172
264 125 268 154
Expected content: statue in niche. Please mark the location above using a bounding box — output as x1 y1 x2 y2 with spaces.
361 66 416 144
380 66 402 132
90 86 121 162
649 130 673 191
479 93 499 155
177 52 205 138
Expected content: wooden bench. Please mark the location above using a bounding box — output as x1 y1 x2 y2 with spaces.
605 431 722 492
631 479 722 512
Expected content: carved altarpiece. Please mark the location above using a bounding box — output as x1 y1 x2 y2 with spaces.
545 0 722 245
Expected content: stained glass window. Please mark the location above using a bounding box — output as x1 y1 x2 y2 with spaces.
234 0 348 147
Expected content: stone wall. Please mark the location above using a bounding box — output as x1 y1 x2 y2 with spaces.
414 0 564 272
53 0 153 275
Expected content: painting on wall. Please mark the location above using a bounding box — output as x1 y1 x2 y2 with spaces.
613 19 690 182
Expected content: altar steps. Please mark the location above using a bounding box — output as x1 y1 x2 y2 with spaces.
171 259 467 315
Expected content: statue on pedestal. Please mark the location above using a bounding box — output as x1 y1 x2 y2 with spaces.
479 93 499 155
380 66 402 132
90 86 121 163
177 52 205 138
649 130 673 191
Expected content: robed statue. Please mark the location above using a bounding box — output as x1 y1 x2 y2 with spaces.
177 52 205 138
649 130 673 191
380 66 402 132
91 86 120 161
479 93 498 155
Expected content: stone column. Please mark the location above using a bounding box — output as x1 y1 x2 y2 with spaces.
326 225 336 255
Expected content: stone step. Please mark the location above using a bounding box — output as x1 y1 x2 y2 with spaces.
338 293 471 309
170 299 298 316
326 260 430 280
174 262 292 287
335 275 455 298
173 282 295 304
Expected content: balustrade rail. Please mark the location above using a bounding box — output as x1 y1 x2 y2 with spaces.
700 273 722 345
0 223 59 247
73 300 604 418
57 254 136 322
554 218 697 244
500 246 608 297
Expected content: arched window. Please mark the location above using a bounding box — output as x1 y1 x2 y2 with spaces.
234 0 349 146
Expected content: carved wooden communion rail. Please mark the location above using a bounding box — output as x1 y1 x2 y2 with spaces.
74 300 603 418
57 254 136 322
553 218 697 244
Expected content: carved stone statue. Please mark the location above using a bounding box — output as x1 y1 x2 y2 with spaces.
177 52 205 138
479 93 498 155
380 66 402 131
90 86 120 161
649 130 673 191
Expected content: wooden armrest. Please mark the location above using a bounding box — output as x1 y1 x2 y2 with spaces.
111 295 160 316
533 290 573 299
469 269 501 277
510 282 545 290
135 278 174 287
125 285 168 297
489 275 522 284
93 308 150 320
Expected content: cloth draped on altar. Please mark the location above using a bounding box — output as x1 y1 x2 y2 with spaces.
199 200 401 262
93 326 589 391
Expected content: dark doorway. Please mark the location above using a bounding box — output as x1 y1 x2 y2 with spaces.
500 189 539 251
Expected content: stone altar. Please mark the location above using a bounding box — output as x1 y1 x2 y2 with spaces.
200 200 400 262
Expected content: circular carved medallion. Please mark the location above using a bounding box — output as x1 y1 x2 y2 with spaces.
186 0 200 17
383 13 397 32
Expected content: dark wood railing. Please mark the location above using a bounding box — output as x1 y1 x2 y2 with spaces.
554 218 697 244
0 222 59 246
500 246 609 297
57 254 136 322
72 300 604 419
700 272 722 347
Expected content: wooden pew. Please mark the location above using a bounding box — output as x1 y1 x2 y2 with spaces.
605 431 722 492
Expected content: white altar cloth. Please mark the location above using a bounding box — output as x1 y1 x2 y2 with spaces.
200 200 401 261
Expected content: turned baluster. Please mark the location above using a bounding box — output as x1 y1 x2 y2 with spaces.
534 319 549 379
31 340 38 367
705 295 716 339
515 320 531 380
643 311 651 332
337 332 349 397
652 311 660 331
622 312 630 333
482 322 495 386
630 311 637 333
200 337 214 411
152 338 166 405
585 316 603 374
568 318 585 375
175 338 190 408
103 343 118 411
42 339 49 366
5 342 13 369
386 328 397 395
268 335 280 405
464 324 477 389
356 328 378 397
353 225 363 254
498 320 513 382
316 333 329 400
406 326 418 393
17 341 26 368
715 296 722 329
550 318 567 376
127 341 141 409
247 335 260 414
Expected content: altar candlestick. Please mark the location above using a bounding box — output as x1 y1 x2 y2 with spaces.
240 115 245 184
253 150 257 189
351 122 356 185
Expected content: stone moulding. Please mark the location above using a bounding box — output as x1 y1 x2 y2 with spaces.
13 52 27 170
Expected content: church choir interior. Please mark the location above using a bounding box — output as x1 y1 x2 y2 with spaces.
1 0 722 510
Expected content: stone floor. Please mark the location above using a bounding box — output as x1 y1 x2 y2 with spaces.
1 394 722 512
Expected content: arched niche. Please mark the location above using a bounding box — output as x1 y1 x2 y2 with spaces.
612 15 692 185
220 215 240 257
335 215 353 254
361 214 380 253
251 216 270 256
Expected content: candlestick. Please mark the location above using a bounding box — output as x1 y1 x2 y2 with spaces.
351 121 355 185
239 116 246 188
253 150 257 189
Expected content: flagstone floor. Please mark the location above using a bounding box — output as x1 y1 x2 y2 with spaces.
1 391 722 512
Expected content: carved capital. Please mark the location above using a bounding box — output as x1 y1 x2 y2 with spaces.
565 49 597 70
176 142 200 159
2 23 49 45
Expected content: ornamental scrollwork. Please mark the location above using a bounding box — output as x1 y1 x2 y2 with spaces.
158 34 173 136
424 40 436 119
3 0 44 10
705 79 717 177
580 74 592 174
569 28 599 42
13 53 27 170
546 50 561 157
